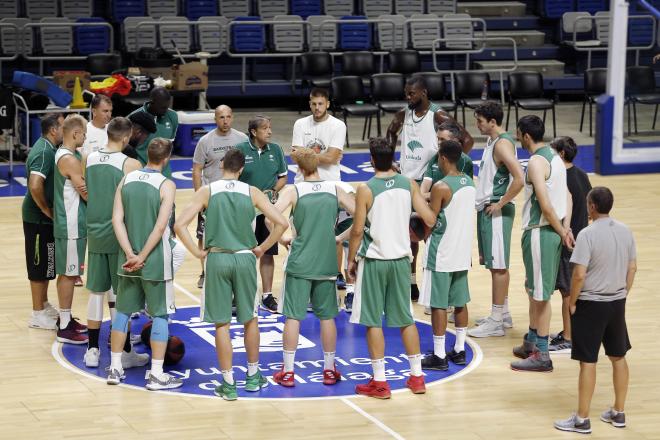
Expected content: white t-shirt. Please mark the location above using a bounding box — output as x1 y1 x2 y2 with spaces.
292 115 346 182
82 121 108 155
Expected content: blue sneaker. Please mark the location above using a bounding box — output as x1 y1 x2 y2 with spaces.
344 291 354 313
336 274 346 290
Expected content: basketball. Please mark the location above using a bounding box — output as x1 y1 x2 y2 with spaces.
139 321 185 365
409 216 432 242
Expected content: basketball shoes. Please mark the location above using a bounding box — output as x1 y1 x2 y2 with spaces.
274 370 295 387
146 372 183 390
214 380 237 401
510 351 553 372
554 413 592 434
467 317 505 338
355 379 391 399
323 367 341 385
57 320 89 344
28 310 57 330
245 371 268 391
406 375 426 394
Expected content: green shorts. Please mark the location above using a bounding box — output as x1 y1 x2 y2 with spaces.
116 276 174 317
522 225 562 301
477 203 515 269
419 269 470 309
86 252 119 293
279 273 339 321
55 237 86 276
349 257 414 328
202 252 258 324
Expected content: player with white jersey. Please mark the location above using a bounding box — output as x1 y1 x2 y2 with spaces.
510 116 573 373
348 138 436 399
81 94 112 155
468 101 525 338
420 140 476 371
387 75 473 301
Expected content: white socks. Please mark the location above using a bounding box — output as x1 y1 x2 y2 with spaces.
247 362 259 376
283 350 296 371
408 354 422 376
433 335 446 359
262 291 272 299
110 352 122 372
222 369 235 385
504 296 510 315
323 352 335 370
454 327 467 352
59 309 71 329
372 358 386 381
346 284 354 294
151 359 164 377
491 304 504 322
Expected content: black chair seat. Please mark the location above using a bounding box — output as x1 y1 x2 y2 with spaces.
378 100 407 113
435 100 457 111
631 93 660 104
342 103 380 115
463 98 497 109
517 98 554 110
309 77 332 88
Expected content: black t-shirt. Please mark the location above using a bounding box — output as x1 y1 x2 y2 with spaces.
567 165 592 236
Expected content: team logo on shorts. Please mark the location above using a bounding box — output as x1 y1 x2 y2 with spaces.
56 307 481 399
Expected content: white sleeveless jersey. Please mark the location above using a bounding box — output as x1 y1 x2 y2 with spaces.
521 146 568 230
475 132 517 210
399 103 441 180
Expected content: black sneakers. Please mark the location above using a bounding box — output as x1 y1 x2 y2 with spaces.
261 294 278 313
421 353 449 371
447 349 466 365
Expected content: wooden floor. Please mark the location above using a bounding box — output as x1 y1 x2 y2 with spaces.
1 173 659 440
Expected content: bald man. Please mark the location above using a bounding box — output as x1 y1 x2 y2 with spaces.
192 105 248 288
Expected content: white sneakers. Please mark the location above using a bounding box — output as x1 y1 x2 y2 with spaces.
28 310 57 330
84 348 100 367
122 350 150 369
43 302 59 320
475 314 513 329
468 317 506 338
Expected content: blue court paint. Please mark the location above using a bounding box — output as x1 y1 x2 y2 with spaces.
0 146 597 198
58 306 477 399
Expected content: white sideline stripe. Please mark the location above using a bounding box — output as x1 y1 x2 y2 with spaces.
174 281 201 304
340 398 405 440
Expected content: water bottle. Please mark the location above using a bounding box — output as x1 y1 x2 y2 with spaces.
480 79 489 100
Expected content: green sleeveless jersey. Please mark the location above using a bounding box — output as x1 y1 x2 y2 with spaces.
118 169 174 281
86 150 128 253
475 131 517 210
53 147 87 239
359 173 412 260
286 180 340 279
204 179 257 251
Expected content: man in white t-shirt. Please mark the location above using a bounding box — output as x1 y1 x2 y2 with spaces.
292 88 346 182
81 94 112 155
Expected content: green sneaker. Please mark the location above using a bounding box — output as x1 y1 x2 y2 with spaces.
213 380 238 401
245 370 269 392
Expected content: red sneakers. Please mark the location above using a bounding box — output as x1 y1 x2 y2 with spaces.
273 370 295 387
56 320 89 345
71 317 88 334
323 368 342 385
355 379 391 399
406 375 426 394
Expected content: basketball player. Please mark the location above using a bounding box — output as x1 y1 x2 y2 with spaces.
125 112 157 160
511 116 573 373
107 138 181 390
467 101 524 338
174 149 288 400
24 114 63 330
420 140 476 371
81 94 112 155
53 115 89 344
348 137 437 399
387 75 473 301
82 117 146 368
270 149 355 387
192 105 248 289
334 181 356 310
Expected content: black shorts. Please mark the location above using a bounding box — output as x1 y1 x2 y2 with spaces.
196 212 205 240
23 221 56 281
571 298 631 363
555 246 572 295
255 214 278 256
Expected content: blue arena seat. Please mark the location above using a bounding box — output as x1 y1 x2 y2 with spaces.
231 16 265 53
338 15 372 50
290 0 322 19
542 0 574 18
628 16 654 46
112 0 146 23
576 0 607 14
184 0 218 20
75 17 111 55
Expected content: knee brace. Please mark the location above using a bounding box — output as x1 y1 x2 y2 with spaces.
86 292 106 321
150 316 169 342
112 311 130 333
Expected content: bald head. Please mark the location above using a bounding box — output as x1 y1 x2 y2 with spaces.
148 87 171 117
214 104 234 135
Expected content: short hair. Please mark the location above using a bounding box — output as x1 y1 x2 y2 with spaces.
291 148 319 175
247 115 271 139
588 186 614 214
517 115 545 143
439 140 462 164
149 86 170 103
309 88 330 100
551 136 578 163
437 121 461 140
474 101 504 126
146 137 172 163
406 74 427 91
62 114 86 135
90 94 112 109
40 113 62 135
369 137 395 172
223 149 245 173
106 117 133 143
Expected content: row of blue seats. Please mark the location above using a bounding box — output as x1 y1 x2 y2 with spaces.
542 0 608 18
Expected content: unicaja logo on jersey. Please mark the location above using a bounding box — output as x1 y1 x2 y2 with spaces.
385 179 395 188
100 155 109 162
312 184 321 191
407 140 423 152
139 174 150 181
460 177 467 185
225 182 235 190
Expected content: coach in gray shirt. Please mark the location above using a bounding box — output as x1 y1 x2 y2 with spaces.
191 105 248 288
554 187 637 434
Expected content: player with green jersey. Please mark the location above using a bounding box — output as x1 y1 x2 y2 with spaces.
175 149 288 401
469 101 525 339
420 140 476 371
53 115 89 345
82 117 145 368
348 138 437 399
270 149 355 388
108 138 182 391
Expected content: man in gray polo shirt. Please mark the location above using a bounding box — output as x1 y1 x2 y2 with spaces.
554 187 637 434
192 105 248 288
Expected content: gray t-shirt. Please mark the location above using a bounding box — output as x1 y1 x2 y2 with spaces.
192 128 248 185
570 217 636 301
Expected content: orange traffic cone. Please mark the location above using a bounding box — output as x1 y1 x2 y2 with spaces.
70 77 87 109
